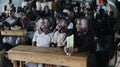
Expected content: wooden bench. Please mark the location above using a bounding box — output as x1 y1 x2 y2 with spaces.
1 29 27 44
7 45 90 67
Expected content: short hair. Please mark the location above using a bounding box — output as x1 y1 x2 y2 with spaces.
58 17 67 24
76 17 89 24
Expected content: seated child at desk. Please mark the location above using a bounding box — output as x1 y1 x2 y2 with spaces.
25 18 53 67
64 17 96 67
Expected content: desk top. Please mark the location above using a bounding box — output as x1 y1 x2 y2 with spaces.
8 45 90 67
1 29 26 36
8 45 89 57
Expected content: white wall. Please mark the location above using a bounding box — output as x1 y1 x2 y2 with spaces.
0 0 23 13
0 0 8 12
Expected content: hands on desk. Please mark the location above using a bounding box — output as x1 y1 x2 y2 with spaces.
64 46 78 56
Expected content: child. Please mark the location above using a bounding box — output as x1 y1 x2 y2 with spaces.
26 18 53 67
51 18 67 48
64 17 96 67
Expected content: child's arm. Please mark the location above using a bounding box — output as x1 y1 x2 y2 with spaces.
32 31 38 46
32 41 36 46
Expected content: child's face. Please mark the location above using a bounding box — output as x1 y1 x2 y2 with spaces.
57 20 65 29
41 19 49 29
76 19 88 32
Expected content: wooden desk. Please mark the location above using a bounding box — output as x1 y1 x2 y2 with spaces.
1 29 26 36
1 29 26 44
8 45 89 67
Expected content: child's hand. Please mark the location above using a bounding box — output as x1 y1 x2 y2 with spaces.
64 46 68 53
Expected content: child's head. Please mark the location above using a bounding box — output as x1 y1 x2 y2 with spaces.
41 18 50 29
76 17 89 34
56 18 67 30
40 18 51 34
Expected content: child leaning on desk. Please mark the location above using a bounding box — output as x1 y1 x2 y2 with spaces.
64 17 95 54
25 18 53 67
64 17 97 67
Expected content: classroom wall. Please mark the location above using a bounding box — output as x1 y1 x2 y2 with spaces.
0 0 23 13
0 0 116 13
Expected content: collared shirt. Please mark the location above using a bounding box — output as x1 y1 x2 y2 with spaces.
32 30 53 47
51 31 66 47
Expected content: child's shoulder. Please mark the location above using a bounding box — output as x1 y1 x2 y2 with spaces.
35 28 43 34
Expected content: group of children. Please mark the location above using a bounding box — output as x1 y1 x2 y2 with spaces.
0 0 120 67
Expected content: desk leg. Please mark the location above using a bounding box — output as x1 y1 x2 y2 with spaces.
19 61 22 67
12 60 18 67
21 37 26 44
20 61 24 67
